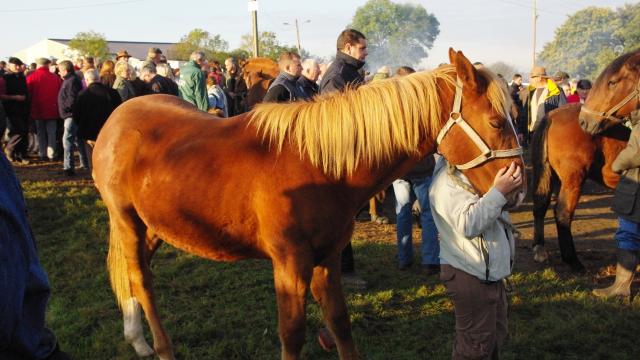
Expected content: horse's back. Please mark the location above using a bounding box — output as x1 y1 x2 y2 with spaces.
546 103 597 170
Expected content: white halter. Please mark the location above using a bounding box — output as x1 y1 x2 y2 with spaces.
436 78 523 170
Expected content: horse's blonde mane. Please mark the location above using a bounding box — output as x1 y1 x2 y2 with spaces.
250 65 509 179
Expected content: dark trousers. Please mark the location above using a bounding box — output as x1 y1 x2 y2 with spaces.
440 265 507 360
341 242 354 273
4 114 28 159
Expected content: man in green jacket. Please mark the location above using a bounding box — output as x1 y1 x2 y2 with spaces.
178 51 209 112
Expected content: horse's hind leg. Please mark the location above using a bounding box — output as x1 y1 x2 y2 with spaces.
272 253 313 360
310 253 359 360
532 186 553 263
108 208 175 359
123 231 163 357
555 176 586 272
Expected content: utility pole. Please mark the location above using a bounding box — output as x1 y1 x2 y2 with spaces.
284 19 310 55
295 19 301 54
532 0 538 68
249 0 259 57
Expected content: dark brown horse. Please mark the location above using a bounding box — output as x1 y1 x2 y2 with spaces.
92 49 524 360
239 57 279 110
531 103 630 271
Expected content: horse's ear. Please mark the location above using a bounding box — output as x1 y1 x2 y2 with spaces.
454 51 479 92
448 48 457 65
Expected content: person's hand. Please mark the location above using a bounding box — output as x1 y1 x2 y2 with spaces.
517 133 524 143
493 161 523 195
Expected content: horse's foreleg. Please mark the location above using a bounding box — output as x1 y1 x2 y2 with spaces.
272 255 312 360
555 177 585 272
310 254 359 360
532 189 553 263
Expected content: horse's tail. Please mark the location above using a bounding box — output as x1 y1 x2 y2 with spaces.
531 115 553 197
107 220 131 309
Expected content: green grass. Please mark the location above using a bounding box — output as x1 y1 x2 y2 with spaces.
22 180 640 359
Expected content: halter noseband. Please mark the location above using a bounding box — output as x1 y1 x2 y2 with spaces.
436 78 523 170
581 77 640 124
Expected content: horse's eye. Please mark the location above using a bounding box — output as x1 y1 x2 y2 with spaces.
608 80 617 87
489 121 503 129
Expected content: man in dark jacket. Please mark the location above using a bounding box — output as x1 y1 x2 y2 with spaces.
319 29 367 94
516 66 566 145
320 28 369 288
140 66 179 96
1 57 30 164
57 60 88 176
593 115 640 299
73 69 121 170
298 58 320 98
263 52 307 103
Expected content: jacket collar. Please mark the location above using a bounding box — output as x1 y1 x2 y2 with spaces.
336 51 365 70
527 79 561 99
277 72 299 82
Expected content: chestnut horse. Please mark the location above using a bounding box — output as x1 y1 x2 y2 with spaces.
239 57 279 110
531 103 630 271
92 49 524 360
579 49 640 135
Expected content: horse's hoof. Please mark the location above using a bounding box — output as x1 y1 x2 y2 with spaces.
131 340 154 357
317 328 336 352
533 245 548 263
375 216 389 224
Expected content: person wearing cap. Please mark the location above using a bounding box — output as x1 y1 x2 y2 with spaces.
516 66 566 145
178 51 209 112
115 49 132 62
553 71 570 87
1 57 30 164
57 60 89 176
26 58 62 161
142 47 162 71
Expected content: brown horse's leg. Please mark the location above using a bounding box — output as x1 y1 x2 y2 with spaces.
554 175 586 272
310 253 359 360
272 255 313 360
369 197 378 221
532 187 553 263
112 212 175 360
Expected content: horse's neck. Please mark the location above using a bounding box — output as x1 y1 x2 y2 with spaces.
345 141 436 204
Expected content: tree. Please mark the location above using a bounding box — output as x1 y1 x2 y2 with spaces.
168 28 229 61
539 4 640 80
68 31 109 60
350 0 439 70
238 31 303 60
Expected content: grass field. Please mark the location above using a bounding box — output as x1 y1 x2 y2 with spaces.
16 164 640 360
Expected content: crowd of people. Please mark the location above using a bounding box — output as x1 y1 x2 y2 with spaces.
2 27 638 360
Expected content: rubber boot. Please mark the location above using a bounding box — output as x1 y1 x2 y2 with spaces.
593 249 638 298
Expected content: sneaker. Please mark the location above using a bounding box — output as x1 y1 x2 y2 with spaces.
341 273 367 290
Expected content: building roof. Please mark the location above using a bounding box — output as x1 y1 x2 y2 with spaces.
49 38 177 59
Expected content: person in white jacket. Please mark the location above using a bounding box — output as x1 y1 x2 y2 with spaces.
430 158 523 360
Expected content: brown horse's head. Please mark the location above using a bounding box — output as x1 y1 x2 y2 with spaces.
241 57 280 109
437 48 526 207
579 50 640 135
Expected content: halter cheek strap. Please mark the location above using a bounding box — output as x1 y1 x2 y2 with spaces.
436 78 523 170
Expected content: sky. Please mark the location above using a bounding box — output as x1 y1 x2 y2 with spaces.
0 0 633 72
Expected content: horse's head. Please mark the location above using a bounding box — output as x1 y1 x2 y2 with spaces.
437 48 526 208
241 58 279 109
579 50 640 135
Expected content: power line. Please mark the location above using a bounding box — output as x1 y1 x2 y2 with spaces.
0 0 145 13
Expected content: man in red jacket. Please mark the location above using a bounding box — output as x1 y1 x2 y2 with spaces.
26 58 62 161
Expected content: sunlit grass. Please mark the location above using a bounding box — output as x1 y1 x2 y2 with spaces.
21 179 640 359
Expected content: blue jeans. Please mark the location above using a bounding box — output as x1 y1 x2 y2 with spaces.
0 153 57 359
615 217 640 251
63 117 88 170
393 177 440 266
